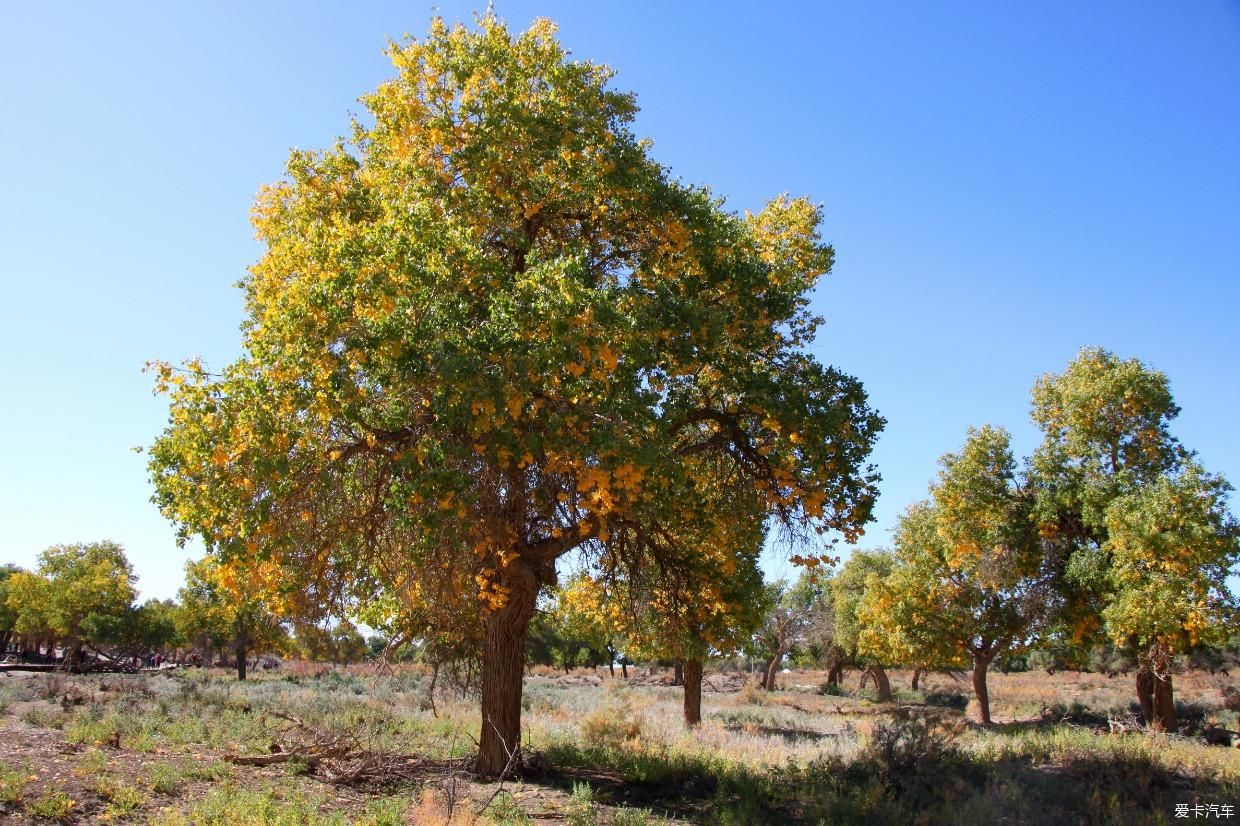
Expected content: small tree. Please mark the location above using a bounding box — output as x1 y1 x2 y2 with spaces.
0 564 22 654
831 550 896 701
178 559 288 680
754 576 820 691
1099 463 1239 728
859 427 1056 724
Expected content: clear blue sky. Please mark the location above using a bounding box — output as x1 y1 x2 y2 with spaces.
1 2 1237 600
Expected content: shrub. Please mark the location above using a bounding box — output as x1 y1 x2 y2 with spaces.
566 782 599 826
26 789 76 820
581 686 643 750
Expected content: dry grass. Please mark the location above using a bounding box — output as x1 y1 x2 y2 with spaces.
0 664 1235 824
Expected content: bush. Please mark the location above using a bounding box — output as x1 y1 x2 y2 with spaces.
818 681 848 696
581 689 643 749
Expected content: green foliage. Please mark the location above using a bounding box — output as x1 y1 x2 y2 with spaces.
1030 347 1239 660
145 11 882 678
858 427 1052 671
6 542 137 652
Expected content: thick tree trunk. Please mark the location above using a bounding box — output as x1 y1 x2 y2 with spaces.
235 641 248 681
827 664 843 687
673 660 684 686
911 668 923 692
621 659 628 679
764 653 781 691
869 664 893 702
477 561 539 778
683 659 703 727
972 657 992 725
1152 672 1177 732
1136 667 1155 725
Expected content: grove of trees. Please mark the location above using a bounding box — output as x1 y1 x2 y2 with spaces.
3 15 1233 782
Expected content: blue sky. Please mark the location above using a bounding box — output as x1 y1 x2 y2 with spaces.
1 2 1237 599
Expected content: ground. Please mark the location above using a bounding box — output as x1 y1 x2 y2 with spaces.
0 664 1235 824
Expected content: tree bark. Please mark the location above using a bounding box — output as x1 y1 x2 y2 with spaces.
911 668 922 692
827 663 843 687
235 640 248 681
1136 667 1155 726
683 659 703 727
972 656 992 725
673 660 684 686
869 664 893 702
476 560 539 778
621 659 628 679
1152 671 1176 732
764 653 782 691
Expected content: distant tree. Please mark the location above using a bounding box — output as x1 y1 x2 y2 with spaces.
366 635 390 658
178 558 288 679
754 575 821 691
332 622 368 665
1030 347 1239 730
831 550 897 701
5 542 137 665
859 427 1057 724
0 564 22 653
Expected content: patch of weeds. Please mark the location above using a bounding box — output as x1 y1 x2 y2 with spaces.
75 748 109 775
20 704 67 729
25 789 77 820
145 760 184 796
566 781 599 826
485 791 533 825
181 759 233 782
611 807 660 825
0 764 29 804
284 757 312 776
355 794 412 826
94 776 147 816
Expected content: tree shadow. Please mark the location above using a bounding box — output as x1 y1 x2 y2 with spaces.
720 722 833 743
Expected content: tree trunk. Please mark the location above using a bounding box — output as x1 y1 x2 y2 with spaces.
1136 667 1155 725
764 653 781 691
911 668 922 692
827 664 842 687
235 641 248 681
476 561 539 778
972 656 992 725
1152 671 1176 732
621 659 628 679
683 659 703 727
673 660 684 686
869 664 893 702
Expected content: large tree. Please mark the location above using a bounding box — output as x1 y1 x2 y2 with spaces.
147 14 882 775
1030 347 1239 730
